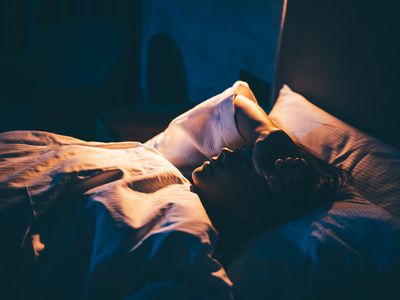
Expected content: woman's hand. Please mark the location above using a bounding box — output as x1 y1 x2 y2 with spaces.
264 157 309 192
252 130 308 192
233 86 310 192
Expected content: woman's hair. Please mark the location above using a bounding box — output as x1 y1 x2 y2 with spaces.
295 142 350 205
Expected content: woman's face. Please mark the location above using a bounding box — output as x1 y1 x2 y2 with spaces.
192 147 262 217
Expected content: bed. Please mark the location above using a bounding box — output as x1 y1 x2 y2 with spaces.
1 1 400 300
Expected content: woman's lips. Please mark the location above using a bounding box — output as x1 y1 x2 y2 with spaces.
210 158 219 172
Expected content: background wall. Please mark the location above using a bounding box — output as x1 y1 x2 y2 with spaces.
0 0 284 139
140 0 285 108
0 0 141 139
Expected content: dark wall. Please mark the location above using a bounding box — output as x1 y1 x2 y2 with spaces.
0 1 285 139
275 0 400 148
0 0 141 139
141 0 285 108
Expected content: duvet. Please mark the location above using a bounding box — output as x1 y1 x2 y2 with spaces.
0 130 233 299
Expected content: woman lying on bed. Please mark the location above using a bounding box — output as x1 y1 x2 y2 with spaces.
194 85 345 262
0 81 346 299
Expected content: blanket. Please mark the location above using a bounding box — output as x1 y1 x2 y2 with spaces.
0 130 233 300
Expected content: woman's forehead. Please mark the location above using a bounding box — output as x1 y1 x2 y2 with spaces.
236 146 269 189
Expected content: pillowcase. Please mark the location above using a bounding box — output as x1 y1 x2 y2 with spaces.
269 85 400 217
227 85 400 300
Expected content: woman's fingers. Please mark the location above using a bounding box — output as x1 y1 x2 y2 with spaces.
274 158 292 185
291 164 302 181
294 157 309 171
285 157 302 181
265 157 310 192
265 172 282 192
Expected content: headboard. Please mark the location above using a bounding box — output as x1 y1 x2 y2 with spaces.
274 0 400 149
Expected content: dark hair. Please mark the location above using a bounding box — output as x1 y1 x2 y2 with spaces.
295 143 350 205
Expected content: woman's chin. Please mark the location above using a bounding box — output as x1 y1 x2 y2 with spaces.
191 166 203 187
192 165 212 194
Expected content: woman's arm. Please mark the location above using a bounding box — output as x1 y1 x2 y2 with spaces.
144 80 306 182
233 93 280 144
144 81 255 168
233 90 307 191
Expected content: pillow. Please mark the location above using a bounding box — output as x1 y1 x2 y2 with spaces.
227 85 400 300
269 85 400 217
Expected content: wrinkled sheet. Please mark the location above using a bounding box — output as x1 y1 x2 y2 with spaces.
0 130 233 299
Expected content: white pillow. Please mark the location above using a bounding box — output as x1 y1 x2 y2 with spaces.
227 85 400 300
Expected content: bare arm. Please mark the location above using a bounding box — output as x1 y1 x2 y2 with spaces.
233 93 280 144
233 89 307 192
